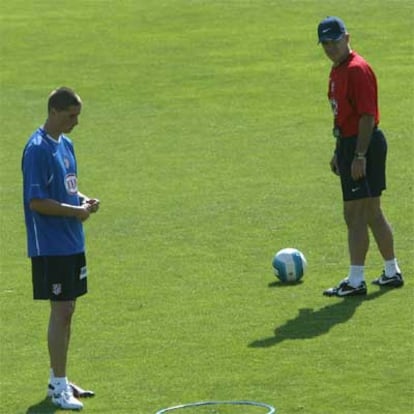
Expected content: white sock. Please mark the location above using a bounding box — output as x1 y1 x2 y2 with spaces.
348 265 364 287
385 258 400 277
51 376 69 393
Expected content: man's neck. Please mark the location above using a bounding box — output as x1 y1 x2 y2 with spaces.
43 121 61 140
333 49 352 68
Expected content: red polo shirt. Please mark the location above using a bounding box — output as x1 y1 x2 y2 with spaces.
328 51 379 137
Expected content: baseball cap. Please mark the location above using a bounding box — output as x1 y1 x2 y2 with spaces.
317 16 347 43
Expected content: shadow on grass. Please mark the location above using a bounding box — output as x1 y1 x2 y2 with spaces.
26 397 59 414
268 280 304 288
249 288 391 348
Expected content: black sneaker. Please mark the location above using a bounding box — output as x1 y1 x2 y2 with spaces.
323 279 367 297
372 271 404 288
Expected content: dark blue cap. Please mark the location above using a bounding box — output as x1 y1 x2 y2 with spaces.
318 16 347 43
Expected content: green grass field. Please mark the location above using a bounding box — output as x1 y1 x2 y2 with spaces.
1 1 413 413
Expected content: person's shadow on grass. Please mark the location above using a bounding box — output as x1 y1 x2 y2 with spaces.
249 288 391 348
26 397 59 414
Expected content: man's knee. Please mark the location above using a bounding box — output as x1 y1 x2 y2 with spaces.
50 301 76 324
343 199 370 227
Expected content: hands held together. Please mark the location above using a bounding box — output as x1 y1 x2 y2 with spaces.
78 198 100 222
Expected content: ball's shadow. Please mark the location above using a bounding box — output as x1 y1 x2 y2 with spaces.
268 280 304 288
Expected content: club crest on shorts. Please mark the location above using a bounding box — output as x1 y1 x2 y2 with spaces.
52 283 62 296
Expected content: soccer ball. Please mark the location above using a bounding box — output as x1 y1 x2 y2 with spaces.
272 248 307 283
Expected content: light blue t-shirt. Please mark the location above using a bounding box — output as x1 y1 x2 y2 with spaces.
22 128 85 257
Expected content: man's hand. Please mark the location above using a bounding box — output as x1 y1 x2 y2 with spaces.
75 205 91 222
82 198 100 213
351 157 366 180
330 154 340 176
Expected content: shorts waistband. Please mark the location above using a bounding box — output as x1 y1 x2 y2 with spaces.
333 126 379 139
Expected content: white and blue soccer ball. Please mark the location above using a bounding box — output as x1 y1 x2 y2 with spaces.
272 248 307 283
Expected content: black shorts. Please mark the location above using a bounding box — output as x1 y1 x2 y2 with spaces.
337 128 387 201
31 253 87 301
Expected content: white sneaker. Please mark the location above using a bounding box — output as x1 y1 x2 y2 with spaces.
51 389 84 410
48 382 95 398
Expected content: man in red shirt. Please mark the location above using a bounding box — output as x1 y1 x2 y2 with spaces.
317 16 404 296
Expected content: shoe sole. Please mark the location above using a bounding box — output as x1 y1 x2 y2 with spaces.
372 279 404 288
323 289 367 297
51 399 83 410
336 290 367 297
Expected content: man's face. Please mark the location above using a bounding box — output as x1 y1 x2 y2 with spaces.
321 34 350 65
51 104 81 134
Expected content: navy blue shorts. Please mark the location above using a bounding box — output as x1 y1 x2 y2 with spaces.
337 128 387 201
31 253 87 301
